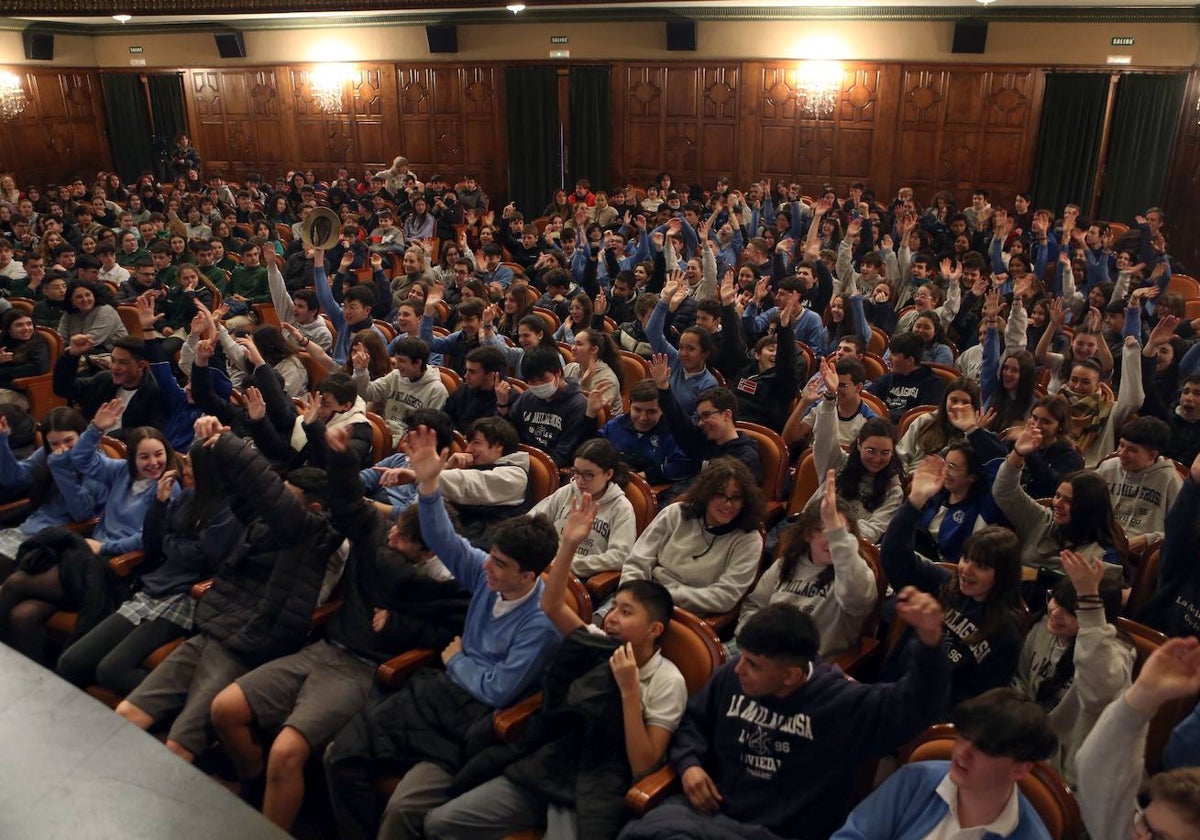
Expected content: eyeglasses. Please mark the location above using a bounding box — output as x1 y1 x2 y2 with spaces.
570 468 599 482
712 492 745 506
1134 796 1167 840
697 409 726 421
914 291 933 300
861 447 893 458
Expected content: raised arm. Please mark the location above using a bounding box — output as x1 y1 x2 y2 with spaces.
879 459 953 593
540 491 598 636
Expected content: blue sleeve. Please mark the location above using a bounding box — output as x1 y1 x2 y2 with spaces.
313 265 345 334
420 315 459 353
1180 341 1200 379
797 314 825 351
631 233 650 264
67 425 124 487
149 360 187 413
1123 306 1141 341
1032 232 1056 279
645 301 678 365
444 607 560 708
788 201 805 247
680 219 699 258
981 326 1000 407
1164 701 1200 770
1051 260 1065 297
1137 223 1155 267
930 344 954 365
0 438 37 492
416 486 485 592
850 295 871 343
989 233 1006 275
493 266 514 290
830 765 929 840
48 452 103 521
730 227 744 255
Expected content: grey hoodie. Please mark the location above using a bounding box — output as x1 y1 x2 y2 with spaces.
1096 456 1183 543
352 363 448 443
530 481 637 577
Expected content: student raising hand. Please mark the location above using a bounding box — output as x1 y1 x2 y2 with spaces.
403 424 451 493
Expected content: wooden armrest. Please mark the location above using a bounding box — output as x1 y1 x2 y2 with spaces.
375 648 438 688
584 570 621 603
0 498 30 524
829 637 881 681
190 579 214 598
625 765 678 815
311 599 342 627
12 373 65 415
106 551 145 578
64 517 99 536
493 692 543 742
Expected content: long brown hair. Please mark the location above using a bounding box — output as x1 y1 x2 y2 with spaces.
680 457 765 533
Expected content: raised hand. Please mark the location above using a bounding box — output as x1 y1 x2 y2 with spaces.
300 391 322 425
325 424 352 453
1013 421 1043 456
1147 314 1180 348
92 398 126 432
192 415 228 442
753 276 771 304
585 381 612 416
69 333 95 357
243 386 266 422
946 402 980 433
1048 296 1067 329
908 455 946 507
561 490 599 547
1124 637 1200 716
351 344 370 372
819 470 846 532
719 268 736 306
819 355 839 395
594 288 608 315
1060 549 1104 598
236 335 265 368
156 470 178 502
649 352 670 389
895 586 945 647
494 378 512 406
401 423 451 489
981 288 1001 321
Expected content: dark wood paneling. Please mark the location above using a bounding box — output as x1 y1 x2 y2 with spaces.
613 63 741 191
890 65 1042 209
0 69 110 185
182 63 505 193
1163 69 1200 273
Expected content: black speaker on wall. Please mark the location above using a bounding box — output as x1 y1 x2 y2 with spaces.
426 25 458 54
22 30 54 61
666 20 696 51
213 31 246 59
952 20 988 54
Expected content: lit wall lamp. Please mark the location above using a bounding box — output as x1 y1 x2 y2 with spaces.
0 72 28 121
797 60 842 118
310 64 350 113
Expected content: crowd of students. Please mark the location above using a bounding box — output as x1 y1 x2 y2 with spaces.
0 159 1197 840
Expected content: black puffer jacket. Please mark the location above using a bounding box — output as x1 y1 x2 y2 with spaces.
322 441 469 663
195 434 340 667
451 629 632 840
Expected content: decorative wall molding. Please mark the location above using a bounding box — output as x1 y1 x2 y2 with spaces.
3 3 1196 35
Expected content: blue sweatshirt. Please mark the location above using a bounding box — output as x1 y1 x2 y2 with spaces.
313 264 387 365
68 425 178 554
416 486 560 708
832 761 1051 840
0 436 105 535
646 300 718 419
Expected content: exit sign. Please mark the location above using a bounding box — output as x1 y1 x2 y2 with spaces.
1111 37 1135 46
550 35 568 44
129 45 143 53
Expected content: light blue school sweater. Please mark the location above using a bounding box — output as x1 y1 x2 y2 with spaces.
68 425 177 554
0 435 105 535
417 486 560 708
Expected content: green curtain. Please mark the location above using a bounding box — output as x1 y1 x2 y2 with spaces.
147 74 188 140
102 74 155 183
568 66 611 192
505 66 560 216
1096 73 1187 223
1030 73 1110 216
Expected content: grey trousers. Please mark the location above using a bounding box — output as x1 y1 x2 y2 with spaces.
377 761 453 840
423 775 579 840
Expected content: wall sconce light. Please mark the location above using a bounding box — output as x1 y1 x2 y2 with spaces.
796 60 842 118
0 72 28 121
310 65 349 114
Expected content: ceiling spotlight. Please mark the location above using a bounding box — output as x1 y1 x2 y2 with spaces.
112 13 132 22
506 3 526 12
975 0 997 5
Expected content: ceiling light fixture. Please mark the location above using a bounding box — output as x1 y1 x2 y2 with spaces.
507 3 526 13
112 13 132 22
309 65 347 114
0 72 28 121
975 0 998 5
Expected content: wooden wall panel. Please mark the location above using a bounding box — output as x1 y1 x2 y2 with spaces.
889 66 1041 209
0 69 110 184
186 68 290 181
613 64 740 191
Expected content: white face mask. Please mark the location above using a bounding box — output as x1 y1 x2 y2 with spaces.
528 381 558 400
